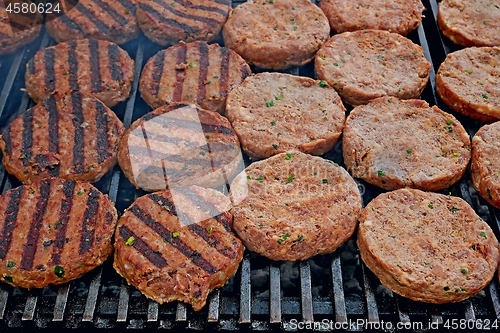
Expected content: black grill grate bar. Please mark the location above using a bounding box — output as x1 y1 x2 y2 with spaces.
331 251 347 323
0 50 25 120
361 262 379 323
22 291 38 321
431 309 444 325
396 296 411 324
489 280 500 319
82 267 103 322
464 300 476 321
207 289 220 322
239 253 251 324
148 300 159 322
428 0 452 55
123 40 145 129
176 303 187 322
117 280 130 323
53 283 70 322
299 261 314 323
417 24 439 106
0 174 12 321
269 262 281 324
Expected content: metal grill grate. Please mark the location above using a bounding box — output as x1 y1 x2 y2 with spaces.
0 0 499 330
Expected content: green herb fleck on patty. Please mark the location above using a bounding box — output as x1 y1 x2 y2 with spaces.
125 237 135 246
377 170 385 176
54 265 65 278
287 173 295 183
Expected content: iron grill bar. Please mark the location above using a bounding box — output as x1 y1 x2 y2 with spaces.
22 291 38 321
147 301 159 322
53 283 70 322
239 253 251 324
82 267 103 322
269 262 281 324
0 178 13 321
428 0 452 55
116 280 130 323
123 40 145 129
430 309 443 325
464 301 476 321
299 261 314 323
207 289 220 322
176 303 187 322
489 280 500 319
330 251 347 323
361 262 379 323
0 48 25 120
416 24 439 106
395 296 411 324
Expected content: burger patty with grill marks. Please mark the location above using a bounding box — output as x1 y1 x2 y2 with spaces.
46 0 139 45
0 178 118 289
113 185 244 311
0 91 125 184
136 0 231 46
139 41 250 114
25 38 134 108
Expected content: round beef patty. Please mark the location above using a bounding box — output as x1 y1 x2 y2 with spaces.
358 188 500 304
342 97 471 191
318 0 424 36
315 30 430 106
226 72 345 160
139 41 250 113
0 1 42 55
136 0 231 46
436 47 500 123
25 38 135 107
113 185 243 311
438 0 500 47
0 178 118 289
118 103 242 192
230 151 362 261
0 91 125 184
46 0 139 45
222 0 330 70
471 122 500 209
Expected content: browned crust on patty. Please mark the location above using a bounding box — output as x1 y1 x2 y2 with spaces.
226 72 345 160
315 30 430 106
222 0 330 70
139 41 250 113
342 97 471 191
46 0 139 45
0 91 125 184
117 103 242 192
438 0 500 47
0 178 118 289
0 2 42 55
436 47 500 123
136 0 231 46
471 122 500 208
318 0 424 36
113 186 243 311
358 188 500 304
25 38 135 108
230 151 362 261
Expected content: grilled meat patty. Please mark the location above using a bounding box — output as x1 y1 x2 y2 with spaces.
438 0 500 47
436 47 500 123
46 0 139 45
315 30 430 106
230 152 362 261
0 178 118 289
342 97 471 191
318 0 424 36
113 185 244 311
226 72 346 160
222 0 330 70
139 41 250 113
118 103 242 192
25 38 135 107
0 91 125 184
358 188 500 304
136 0 231 46
0 0 42 55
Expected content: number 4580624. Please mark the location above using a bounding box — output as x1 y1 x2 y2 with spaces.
6 2 61 14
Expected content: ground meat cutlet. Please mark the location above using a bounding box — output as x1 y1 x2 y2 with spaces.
118 103 242 192
139 41 250 113
315 29 430 106
0 91 125 184
358 188 500 304
222 0 330 70
136 0 231 46
436 47 500 123
342 97 471 191
318 0 424 36
226 72 345 160
438 0 500 47
25 38 134 108
113 185 243 311
230 151 362 261
0 178 118 289
46 0 139 45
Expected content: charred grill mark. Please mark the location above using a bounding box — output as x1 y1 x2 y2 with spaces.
129 205 217 273
0 186 24 259
75 2 111 35
116 0 136 14
190 4 228 16
21 109 34 167
138 165 196 179
150 0 219 26
27 58 35 75
241 64 251 80
46 96 60 176
50 180 76 265
212 0 230 5
67 40 79 90
150 115 235 136
119 225 167 269
129 130 200 148
2 124 12 156
173 44 187 102
197 42 209 106
57 15 83 33
92 0 128 26
127 145 226 168
20 179 51 270
95 100 109 164
79 188 100 255
72 91 85 174
150 51 165 97
108 43 124 81
138 3 200 34
44 48 56 91
88 39 103 93
219 47 229 97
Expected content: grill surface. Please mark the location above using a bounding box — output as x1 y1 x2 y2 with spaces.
1 0 500 330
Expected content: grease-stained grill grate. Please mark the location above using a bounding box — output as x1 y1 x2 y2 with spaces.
0 0 499 330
